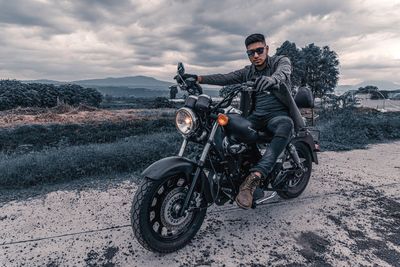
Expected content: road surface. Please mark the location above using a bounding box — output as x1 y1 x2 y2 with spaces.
1 142 399 266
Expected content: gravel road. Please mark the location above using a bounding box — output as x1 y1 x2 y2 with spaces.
1 141 399 267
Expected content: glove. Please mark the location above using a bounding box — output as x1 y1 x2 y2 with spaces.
255 76 277 92
174 73 198 84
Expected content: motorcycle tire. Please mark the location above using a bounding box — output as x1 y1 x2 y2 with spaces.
130 175 206 253
278 142 312 199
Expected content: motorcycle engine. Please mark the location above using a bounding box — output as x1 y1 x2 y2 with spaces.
222 136 247 155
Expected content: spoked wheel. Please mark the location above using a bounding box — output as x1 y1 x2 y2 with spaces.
130 175 206 253
278 142 312 199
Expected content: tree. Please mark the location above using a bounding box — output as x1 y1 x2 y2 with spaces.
357 85 378 94
301 43 339 98
276 41 339 98
357 85 386 99
276 41 304 87
319 46 339 97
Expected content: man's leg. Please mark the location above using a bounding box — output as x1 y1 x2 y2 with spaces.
236 115 294 209
249 115 294 178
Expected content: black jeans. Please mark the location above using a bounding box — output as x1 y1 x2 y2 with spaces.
247 114 294 179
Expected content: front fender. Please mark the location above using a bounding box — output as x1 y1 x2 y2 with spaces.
141 156 213 203
142 156 196 180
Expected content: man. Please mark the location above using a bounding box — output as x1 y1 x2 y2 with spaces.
177 33 305 209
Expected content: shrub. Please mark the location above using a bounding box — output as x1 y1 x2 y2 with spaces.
316 108 400 150
0 119 176 153
0 132 182 188
0 80 103 110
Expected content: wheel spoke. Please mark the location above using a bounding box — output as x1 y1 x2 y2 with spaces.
157 186 165 195
166 179 174 188
149 211 156 222
161 227 168 237
153 221 160 233
151 197 157 207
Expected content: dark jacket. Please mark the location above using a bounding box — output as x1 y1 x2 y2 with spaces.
201 55 305 131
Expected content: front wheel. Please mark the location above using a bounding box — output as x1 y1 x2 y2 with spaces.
278 142 312 199
130 175 206 253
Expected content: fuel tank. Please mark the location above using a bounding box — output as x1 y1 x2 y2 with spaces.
224 113 258 143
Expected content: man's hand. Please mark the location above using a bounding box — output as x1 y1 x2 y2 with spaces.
255 76 277 92
174 73 198 84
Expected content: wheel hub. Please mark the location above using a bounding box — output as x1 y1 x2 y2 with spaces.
288 162 308 187
160 187 194 231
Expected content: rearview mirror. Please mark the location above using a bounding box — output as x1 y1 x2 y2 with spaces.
177 62 185 76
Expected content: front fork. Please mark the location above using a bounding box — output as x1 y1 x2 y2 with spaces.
179 122 219 216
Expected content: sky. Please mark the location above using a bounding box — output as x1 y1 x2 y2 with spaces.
0 0 399 85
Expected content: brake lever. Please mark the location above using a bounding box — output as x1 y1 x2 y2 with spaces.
176 73 188 88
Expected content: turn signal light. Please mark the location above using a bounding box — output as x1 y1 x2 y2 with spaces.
217 114 229 126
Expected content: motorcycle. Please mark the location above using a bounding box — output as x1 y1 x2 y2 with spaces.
130 63 319 253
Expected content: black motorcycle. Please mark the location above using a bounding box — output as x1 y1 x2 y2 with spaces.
130 63 319 253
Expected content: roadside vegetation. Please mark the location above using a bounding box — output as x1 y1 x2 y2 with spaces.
0 80 102 110
0 100 399 188
0 132 180 188
316 107 400 151
0 118 175 153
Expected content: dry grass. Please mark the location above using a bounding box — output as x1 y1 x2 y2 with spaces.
0 104 175 128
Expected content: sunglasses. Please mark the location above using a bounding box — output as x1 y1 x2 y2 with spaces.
246 47 265 57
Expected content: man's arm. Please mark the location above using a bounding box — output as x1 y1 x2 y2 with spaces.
270 56 292 92
198 68 247 86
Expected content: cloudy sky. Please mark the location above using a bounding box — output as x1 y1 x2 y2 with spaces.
0 0 399 85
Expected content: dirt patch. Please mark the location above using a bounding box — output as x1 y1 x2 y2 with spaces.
326 185 400 266
84 246 119 267
296 231 332 266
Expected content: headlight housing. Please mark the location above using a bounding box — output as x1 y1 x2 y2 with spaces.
175 107 198 136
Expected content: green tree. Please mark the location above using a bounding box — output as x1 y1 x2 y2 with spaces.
357 85 378 94
276 41 340 97
301 43 339 98
357 85 386 99
276 41 305 87
302 43 323 97
320 46 339 97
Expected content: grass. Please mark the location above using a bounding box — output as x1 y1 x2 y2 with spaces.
0 119 175 153
0 132 182 188
316 108 400 151
0 107 399 189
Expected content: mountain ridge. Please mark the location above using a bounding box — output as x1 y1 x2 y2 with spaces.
337 80 400 94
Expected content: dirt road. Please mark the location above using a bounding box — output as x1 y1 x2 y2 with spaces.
1 142 399 266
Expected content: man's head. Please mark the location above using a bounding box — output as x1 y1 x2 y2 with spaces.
245 33 269 68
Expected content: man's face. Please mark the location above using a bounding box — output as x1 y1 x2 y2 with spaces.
246 41 268 67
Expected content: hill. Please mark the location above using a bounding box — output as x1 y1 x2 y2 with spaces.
336 80 400 94
22 76 221 97
72 76 172 90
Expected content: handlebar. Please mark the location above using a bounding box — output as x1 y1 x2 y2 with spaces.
211 82 257 111
174 63 257 111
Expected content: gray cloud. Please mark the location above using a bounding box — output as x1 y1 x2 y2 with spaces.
0 0 399 85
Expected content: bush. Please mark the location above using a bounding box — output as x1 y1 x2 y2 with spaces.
0 80 103 110
0 132 182 188
316 108 400 151
0 119 176 153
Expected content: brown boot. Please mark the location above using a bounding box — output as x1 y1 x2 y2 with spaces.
235 173 261 209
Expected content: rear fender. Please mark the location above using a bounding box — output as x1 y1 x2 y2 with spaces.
292 133 319 164
141 156 213 203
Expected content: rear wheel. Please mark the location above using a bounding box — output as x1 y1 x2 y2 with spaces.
278 142 312 199
130 175 206 253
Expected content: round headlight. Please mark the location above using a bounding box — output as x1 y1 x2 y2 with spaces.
175 107 198 135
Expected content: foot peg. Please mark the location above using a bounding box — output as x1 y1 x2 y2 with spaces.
255 191 277 205
253 187 264 201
